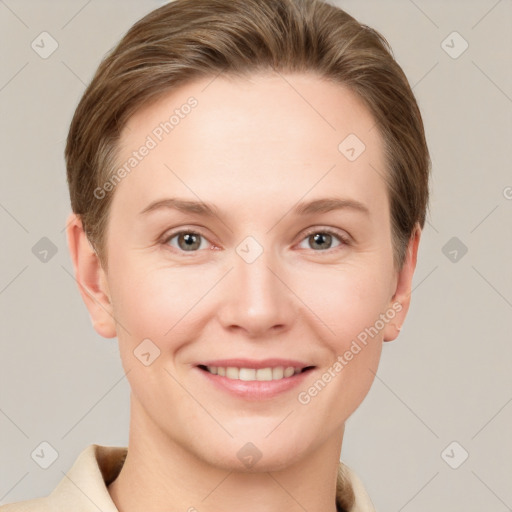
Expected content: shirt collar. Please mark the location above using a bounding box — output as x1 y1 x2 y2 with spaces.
48 444 375 512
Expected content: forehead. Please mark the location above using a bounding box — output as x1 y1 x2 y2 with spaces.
112 71 388 218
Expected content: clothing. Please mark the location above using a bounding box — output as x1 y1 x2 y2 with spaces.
0 444 376 512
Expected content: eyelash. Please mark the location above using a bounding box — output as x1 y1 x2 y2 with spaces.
300 227 351 250
160 227 351 255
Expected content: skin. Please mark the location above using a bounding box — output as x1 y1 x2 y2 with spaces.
66 71 421 512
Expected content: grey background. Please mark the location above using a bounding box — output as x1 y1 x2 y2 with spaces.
1 0 511 509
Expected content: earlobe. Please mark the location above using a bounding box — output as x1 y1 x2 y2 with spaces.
382 224 422 342
65 212 117 339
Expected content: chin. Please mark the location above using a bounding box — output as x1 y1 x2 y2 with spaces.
195 433 310 473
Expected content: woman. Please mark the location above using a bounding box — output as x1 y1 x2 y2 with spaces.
1 0 429 510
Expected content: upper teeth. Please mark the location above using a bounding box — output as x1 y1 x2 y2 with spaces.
206 366 302 381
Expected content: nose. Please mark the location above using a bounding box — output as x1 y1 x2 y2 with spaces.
216 244 297 338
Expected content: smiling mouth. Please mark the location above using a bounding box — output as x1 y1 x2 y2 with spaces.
197 365 315 381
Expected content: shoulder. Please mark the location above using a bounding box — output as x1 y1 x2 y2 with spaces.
0 444 126 512
0 497 51 512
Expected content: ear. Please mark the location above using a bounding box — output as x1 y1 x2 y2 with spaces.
65 212 117 338
382 223 422 342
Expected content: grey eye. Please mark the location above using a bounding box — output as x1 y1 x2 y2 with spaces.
298 231 343 251
167 231 208 251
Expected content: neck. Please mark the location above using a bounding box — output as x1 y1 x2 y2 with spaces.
108 394 345 512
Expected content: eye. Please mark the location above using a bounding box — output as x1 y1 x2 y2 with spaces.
297 228 350 251
161 227 350 254
163 230 211 253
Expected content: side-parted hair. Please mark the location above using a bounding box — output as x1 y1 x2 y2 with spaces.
65 0 430 273
64 1 431 507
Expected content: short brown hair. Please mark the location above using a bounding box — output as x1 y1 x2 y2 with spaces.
65 0 430 273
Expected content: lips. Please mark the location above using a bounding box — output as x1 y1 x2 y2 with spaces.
194 359 316 400
195 363 315 401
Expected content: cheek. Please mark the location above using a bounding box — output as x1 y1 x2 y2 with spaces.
109 264 205 404
109 259 215 349
299 267 387 407
111 258 227 366
295 261 391 346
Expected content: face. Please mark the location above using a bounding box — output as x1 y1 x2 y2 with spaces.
69 71 419 471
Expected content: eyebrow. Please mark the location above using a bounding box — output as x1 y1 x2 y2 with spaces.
139 197 370 217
